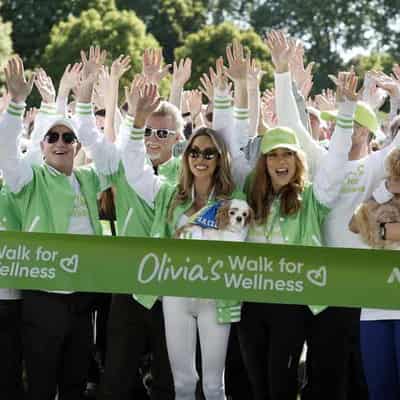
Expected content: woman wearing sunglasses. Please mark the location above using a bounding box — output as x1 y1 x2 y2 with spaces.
121 83 243 400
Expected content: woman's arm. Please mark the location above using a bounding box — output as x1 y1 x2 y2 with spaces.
265 31 326 176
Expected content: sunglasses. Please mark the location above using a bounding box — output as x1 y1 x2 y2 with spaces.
144 127 176 140
188 147 219 160
44 131 77 144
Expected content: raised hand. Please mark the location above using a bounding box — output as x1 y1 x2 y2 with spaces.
4 56 35 103
261 88 276 115
199 66 217 101
247 58 265 91
34 68 56 103
264 30 291 73
133 84 161 128
24 107 38 133
125 74 147 117
330 71 360 103
93 66 110 109
59 63 83 98
185 89 203 120
288 38 314 98
78 46 107 102
80 46 107 82
110 55 131 80
225 39 250 83
213 57 231 94
370 70 400 99
172 58 192 88
142 48 170 84
315 88 336 111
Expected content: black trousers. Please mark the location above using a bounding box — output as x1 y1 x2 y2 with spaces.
225 323 253 400
238 303 361 400
99 294 174 400
22 290 93 400
0 299 24 400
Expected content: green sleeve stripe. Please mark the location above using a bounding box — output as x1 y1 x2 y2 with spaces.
214 99 230 105
7 109 23 117
76 111 92 116
234 115 249 120
336 116 353 123
336 122 353 129
8 103 25 112
130 136 144 141
76 103 92 110
214 104 231 110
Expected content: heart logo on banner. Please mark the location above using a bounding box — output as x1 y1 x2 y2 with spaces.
59 255 79 274
306 266 327 287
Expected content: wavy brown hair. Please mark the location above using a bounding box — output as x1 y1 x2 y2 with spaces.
249 150 307 224
168 127 235 220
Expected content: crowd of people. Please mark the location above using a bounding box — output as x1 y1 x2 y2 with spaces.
1 29 400 400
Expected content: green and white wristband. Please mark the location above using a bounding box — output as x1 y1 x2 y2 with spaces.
75 103 93 116
7 101 25 117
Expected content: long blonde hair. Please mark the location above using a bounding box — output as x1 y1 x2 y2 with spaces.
249 150 307 224
168 127 235 219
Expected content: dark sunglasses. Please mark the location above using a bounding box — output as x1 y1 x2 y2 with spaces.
44 131 77 144
188 147 219 160
144 127 176 140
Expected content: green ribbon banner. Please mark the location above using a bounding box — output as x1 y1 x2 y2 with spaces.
0 231 399 309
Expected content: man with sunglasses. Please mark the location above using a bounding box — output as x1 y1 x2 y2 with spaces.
70 57 185 398
0 56 106 400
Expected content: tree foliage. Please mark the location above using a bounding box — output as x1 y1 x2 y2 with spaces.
250 0 400 92
348 52 396 78
117 0 207 62
0 15 13 84
175 22 274 92
41 6 160 93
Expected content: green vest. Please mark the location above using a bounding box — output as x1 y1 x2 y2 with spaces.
246 180 330 315
109 158 181 309
9 164 103 235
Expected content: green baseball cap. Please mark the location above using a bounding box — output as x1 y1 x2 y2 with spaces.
320 101 379 134
260 127 301 154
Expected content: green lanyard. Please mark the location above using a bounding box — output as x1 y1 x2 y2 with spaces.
265 199 281 242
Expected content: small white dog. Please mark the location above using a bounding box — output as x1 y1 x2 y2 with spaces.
177 199 254 242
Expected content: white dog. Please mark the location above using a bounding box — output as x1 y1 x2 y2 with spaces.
177 199 254 242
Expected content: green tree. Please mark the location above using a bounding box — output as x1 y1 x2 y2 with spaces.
0 0 95 69
348 52 395 77
207 0 256 24
0 15 13 84
175 22 274 92
41 6 160 94
117 0 207 63
250 0 400 92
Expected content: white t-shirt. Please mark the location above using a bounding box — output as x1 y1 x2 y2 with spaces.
50 173 94 295
324 156 400 320
247 199 285 244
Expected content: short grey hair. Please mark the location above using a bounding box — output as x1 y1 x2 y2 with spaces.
150 101 184 136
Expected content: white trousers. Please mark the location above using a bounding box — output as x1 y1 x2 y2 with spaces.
163 297 230 400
